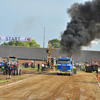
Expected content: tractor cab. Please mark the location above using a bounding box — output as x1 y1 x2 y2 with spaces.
91 60 99 71
7 56 18 69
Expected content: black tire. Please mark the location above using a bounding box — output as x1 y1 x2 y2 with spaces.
14 70 17 75
69 73 71 76
31 63 34 68
17 69 19 75
58 73 61 75
90 68 92 73
3 71 5 75
85 68 87 72
57 73 59 75
25 63 28 68
19 69 22 75
90 71 92 73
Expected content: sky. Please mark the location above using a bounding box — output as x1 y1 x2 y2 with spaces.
0 0 100 51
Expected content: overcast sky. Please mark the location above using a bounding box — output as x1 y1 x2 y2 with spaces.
0 0 99 51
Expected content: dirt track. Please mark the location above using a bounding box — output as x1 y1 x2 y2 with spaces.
0 71 100 100
0 69 37 80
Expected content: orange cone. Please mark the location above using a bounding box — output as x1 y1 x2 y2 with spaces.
98 75 100 81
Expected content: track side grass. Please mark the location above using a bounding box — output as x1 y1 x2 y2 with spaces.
20 66 42 71
0 80 8 83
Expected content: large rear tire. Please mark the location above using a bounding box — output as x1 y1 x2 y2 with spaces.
3 71 5 75
90 68 92 73
31 63 34 68
17 67 20 75
14 70 17 75
85 68 87 72
19 69 22 75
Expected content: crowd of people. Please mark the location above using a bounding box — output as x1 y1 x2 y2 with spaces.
37 63 46 72
4 61 13 79
3 61 46 79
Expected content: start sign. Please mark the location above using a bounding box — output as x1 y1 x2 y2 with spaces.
0 37 31 42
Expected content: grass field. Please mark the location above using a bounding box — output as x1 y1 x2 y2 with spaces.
0 80 8 83
13 75 27 79
20 66 42 72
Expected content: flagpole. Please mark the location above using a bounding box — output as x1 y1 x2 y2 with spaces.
43 27 45 63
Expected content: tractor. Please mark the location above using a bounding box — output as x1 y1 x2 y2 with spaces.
3 56 22 75
85 59 100 73
23 61 34 68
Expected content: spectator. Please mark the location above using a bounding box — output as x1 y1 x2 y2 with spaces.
8 64 13 79
37 63 40 71
22 63 25 69
4 61 8 78
42 63 44 72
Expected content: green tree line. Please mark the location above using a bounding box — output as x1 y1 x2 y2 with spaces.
50 38 60 48
2 40 40 47
2 38 60 48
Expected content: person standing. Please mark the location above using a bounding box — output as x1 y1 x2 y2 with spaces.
37 63 40 71
42 63 44 72
4 61 8 78
8 64 13 79
22 63 25 69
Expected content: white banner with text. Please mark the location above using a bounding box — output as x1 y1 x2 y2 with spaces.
0 37 31 41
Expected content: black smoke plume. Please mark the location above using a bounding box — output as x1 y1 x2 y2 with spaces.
60 0 100 55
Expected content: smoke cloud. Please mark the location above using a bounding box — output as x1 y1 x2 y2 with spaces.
60 0 100 55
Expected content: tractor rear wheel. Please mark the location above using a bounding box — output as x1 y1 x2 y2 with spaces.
31 63 34 68
3 71 6 75
14 70 17 75
19 69 22 75
85 68 87 72
17 67 20 75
